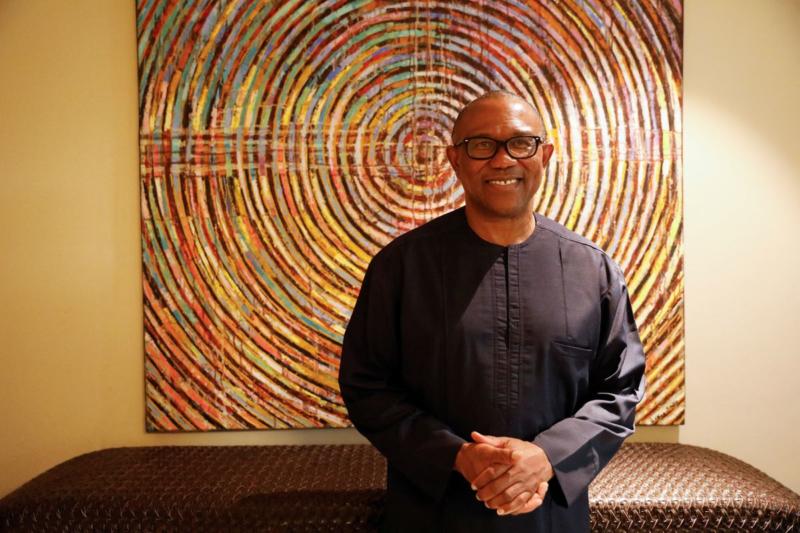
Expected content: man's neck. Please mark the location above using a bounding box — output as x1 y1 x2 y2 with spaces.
464 206 536 246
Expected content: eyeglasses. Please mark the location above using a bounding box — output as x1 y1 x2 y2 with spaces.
454 136 545 160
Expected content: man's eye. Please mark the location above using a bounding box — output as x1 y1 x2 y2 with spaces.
473 140 495 150
509 138 534 150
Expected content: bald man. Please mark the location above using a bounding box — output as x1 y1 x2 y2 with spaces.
339 91 646 532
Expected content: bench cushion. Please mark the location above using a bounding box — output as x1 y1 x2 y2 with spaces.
1 443 798 531
591 443 800 531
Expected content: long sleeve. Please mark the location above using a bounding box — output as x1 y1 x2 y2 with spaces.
338 249 465 501
533 259 647 506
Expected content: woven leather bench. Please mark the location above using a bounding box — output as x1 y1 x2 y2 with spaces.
1 443 798 532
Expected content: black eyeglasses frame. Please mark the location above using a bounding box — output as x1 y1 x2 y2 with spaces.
453 135 545 160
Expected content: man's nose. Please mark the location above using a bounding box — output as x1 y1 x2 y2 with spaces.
488 145 517 168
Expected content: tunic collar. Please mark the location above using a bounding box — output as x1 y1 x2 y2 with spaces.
455 207 542 250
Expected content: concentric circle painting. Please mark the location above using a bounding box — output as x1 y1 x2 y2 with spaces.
138 0 684 430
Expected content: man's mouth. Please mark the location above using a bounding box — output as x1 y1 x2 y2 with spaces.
486 178 522 185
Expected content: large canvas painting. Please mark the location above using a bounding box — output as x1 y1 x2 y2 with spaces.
138 0 684 431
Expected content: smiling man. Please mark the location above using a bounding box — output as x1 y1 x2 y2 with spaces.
339 91 646 532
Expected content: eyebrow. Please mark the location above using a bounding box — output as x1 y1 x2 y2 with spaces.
465 130 541 138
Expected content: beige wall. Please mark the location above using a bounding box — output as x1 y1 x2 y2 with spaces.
0 0 797 498
680 0 800 494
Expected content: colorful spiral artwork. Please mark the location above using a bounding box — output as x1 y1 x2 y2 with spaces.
138 0 684 431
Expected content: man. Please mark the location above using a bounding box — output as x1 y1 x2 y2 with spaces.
339 91 646 532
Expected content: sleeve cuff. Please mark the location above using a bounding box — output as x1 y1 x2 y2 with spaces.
533 433 599 507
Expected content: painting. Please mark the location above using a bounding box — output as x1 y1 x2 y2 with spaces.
138 0 684 431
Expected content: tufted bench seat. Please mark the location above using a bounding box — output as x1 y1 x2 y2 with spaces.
1 443 798 531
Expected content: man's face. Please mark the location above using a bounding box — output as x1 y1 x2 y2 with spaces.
446 97 553 221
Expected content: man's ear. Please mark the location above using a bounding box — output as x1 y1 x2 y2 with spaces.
446 145 460 173
540 143 555 167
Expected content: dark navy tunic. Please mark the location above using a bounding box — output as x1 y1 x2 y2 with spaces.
339 207 646 532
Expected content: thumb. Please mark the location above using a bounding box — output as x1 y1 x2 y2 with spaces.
471 431 504 445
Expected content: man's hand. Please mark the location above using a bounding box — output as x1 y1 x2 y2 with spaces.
470 431 555 516
453 440 515 487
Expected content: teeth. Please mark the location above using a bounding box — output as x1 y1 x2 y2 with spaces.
488 179 518 185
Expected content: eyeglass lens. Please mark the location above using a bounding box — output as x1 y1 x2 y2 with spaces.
466 137 539 159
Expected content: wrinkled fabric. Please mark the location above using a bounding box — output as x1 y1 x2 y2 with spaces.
339 208 646 532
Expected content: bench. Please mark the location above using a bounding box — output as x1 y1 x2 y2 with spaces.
1 443 798 531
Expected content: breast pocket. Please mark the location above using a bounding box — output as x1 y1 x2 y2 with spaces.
551 340 594 360
549 340 594 409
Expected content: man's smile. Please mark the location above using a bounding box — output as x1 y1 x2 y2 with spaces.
485 177 522 186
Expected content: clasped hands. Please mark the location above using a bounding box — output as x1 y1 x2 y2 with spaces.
454 431 553 516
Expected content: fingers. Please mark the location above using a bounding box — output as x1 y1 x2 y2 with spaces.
475 469 516 502
509 492 544 515
485 482 526 511
471 431 506 446
489 482 548 516
470 431 500 446
457 442 516 485
497 490 532 515
536 480 548 499
471 461 512 490
471 432 525 464
508 481 548 516
473 443 515 474
491 446 516 464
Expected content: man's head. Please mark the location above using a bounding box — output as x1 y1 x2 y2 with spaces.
446 91 553 222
